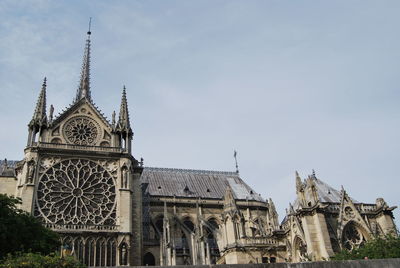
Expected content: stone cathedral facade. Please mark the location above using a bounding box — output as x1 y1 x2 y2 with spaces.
0 31 397 266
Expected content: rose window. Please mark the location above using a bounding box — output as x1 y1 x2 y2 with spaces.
344 206 355 219
342 223 365 250
63 116 99 145
36 159 116 225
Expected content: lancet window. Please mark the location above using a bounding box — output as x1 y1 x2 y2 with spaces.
61 236 117 266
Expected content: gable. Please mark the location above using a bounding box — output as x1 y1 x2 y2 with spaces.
45 99 113 147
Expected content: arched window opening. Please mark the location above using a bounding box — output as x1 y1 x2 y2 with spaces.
252 219 261 237
204 218 220 264
119 243 128 265
143 252 155 266
183 217 195 232
96 238 106 266
155 216 164 234
84 238 95 266
342 222 366 251
106 239 117 266
73 238 84 262
293 237 307 262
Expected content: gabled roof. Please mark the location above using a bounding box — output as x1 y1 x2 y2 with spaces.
51 98 111 129
293 177 358 210
141 167 264 202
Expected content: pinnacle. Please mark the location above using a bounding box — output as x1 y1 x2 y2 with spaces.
30 77 47 127
75 31 92 103
117 86 132 133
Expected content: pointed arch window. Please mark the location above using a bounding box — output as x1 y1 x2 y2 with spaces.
119 242 128 265
342 222 366 251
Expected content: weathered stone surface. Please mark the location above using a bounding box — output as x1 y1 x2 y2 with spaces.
92 258 400 268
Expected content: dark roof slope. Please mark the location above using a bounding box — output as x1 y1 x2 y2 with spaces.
293 177 358 209
141 167 264 201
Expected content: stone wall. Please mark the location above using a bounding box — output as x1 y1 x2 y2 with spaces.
92 258 400 268
0 176 16 195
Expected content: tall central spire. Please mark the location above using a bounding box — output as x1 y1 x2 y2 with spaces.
75 18 92 103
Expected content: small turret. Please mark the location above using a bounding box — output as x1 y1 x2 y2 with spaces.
116 86 133 153
116 86 132 132
27 77 48 146
269 198 279 228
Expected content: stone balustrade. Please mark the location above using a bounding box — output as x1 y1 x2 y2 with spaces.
37 142 124 153
44 223 119 232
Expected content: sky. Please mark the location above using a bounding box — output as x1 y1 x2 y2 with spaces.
0 0 399 226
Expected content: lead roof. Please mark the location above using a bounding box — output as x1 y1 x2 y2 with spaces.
141 167 264 201
292 177 359 210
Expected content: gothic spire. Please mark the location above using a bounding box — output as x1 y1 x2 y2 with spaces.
117 86 132 133
29 77 47 127
75 19 92 103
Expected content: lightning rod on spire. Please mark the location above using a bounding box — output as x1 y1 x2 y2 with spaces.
234 150 239 174
87 17 92 36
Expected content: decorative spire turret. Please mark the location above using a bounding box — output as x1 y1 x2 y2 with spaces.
269 198 279 228
75 18 92 103
29 77 47 128
115 86 133 153
27 77 48 146
116 86 132 133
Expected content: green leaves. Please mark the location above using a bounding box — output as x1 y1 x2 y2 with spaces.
0 253 86 268
332 234 400 260
0 194 60 259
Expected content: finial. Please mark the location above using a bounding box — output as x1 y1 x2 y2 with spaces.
112 111 116 126
75 21 92 103
140 157 144 166
233 149 239 173
87 17 92 36
312 169 316 177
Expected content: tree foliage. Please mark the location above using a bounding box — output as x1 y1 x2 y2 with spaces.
0 252 86 268
0 194 60 259
332 234 400 260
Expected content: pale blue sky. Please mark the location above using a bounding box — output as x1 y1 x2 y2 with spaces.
0 0 399 225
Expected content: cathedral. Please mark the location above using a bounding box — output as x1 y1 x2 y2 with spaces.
0 30 397 267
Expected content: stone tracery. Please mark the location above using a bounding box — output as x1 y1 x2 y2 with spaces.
36 159 116 225
63 116 99 145
342 222 365 251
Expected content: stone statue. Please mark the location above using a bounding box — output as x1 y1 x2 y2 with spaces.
49 104 54 121
112 111 116 126
27 161 35 183
376 198 388 209
122 168 128 189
